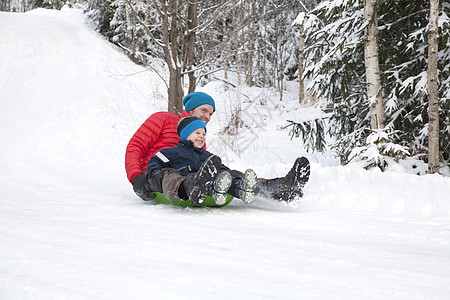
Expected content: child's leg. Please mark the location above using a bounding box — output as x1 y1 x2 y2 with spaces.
161 169 187 201
183 155 222 204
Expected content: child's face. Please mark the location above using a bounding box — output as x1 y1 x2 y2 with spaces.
187 128 206 148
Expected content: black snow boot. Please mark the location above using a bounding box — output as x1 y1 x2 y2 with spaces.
182 155 222 205
286 156 310 201
258 157 310 202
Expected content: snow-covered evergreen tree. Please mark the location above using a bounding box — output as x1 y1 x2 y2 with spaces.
291 0 449 172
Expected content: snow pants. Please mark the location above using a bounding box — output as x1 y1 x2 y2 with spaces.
159 168 187 202
159 168 244 201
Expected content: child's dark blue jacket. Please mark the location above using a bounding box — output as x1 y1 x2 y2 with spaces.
147 140 229 176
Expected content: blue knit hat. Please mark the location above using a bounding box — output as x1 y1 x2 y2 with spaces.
177 116 207 141
182 92 216 112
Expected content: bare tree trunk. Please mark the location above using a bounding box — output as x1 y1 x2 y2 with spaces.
233 0 241 85
278 43 284 101
125 2 135 60
263 6 267 88
247 0 255 86
125 3 131 34
145 0 150 24
273 27 278 89
298 0 312 103
364 0 385 129
168 68 183 113
298 23 305 104
186 0 197 94
428 0 440 174
222 4 229 90
166 0 183 113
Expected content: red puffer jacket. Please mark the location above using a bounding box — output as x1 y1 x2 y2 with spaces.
125 110 192 183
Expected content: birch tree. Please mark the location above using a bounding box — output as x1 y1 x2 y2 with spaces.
364 0 385 130
293 8 307 104
298 22 305 103
427 0 439 173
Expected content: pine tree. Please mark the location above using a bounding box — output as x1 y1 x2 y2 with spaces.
289 0 449 172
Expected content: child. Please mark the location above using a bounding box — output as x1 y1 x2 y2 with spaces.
147 116 258 205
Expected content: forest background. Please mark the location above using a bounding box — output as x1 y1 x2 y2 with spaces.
2 0 449 175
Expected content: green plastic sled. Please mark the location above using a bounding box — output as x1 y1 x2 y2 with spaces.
151 192 234 208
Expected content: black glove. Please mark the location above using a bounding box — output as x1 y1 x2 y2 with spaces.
132 174 154 201
148 169 163 193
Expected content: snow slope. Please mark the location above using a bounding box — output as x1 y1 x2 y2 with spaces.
1 7 450 300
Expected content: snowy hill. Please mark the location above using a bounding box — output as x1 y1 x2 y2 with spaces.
1 7 450 300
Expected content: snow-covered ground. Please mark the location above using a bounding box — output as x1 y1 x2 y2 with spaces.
1 7 449 300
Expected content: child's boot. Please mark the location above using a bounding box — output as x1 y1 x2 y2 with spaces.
212 171 232 205
235 169 258 204
183 155 222 204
